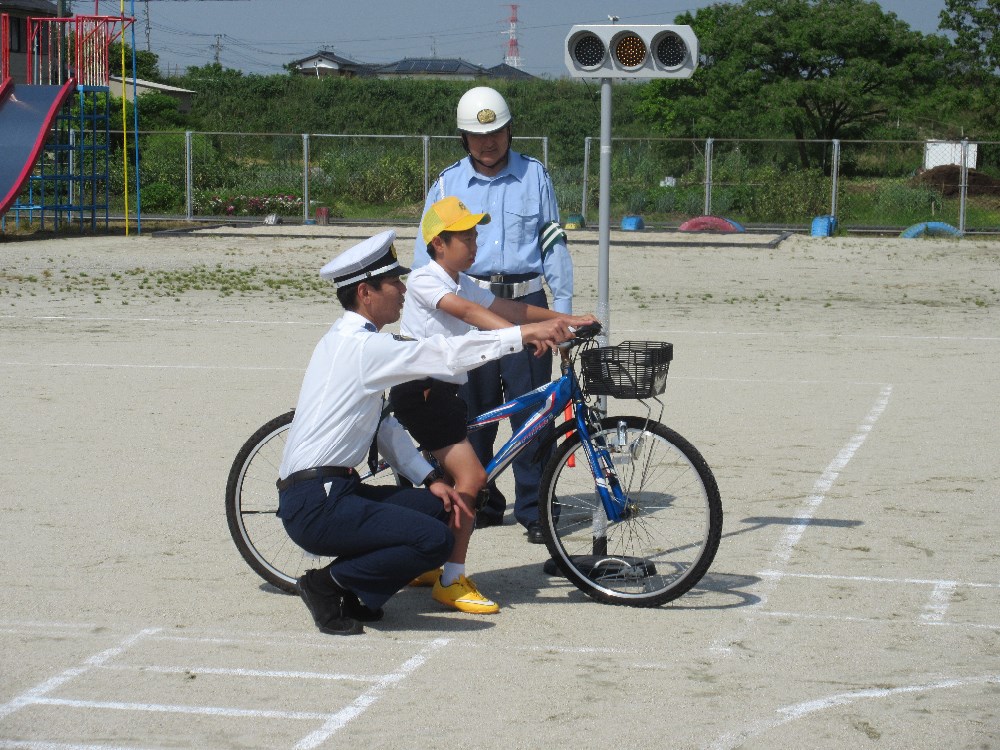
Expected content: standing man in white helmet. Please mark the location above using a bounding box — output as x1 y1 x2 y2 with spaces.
411 86 574 544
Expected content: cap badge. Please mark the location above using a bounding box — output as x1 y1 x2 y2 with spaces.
477 108 497 125
389 244 397 260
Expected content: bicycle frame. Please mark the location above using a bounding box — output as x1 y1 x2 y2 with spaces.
468 351 631 524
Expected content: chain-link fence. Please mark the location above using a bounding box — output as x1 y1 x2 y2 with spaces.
106 130 548 225
578 137 997 233
62 130 1000 234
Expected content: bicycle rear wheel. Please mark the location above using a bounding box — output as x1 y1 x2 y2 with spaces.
539 416 722 607
225 411 309 593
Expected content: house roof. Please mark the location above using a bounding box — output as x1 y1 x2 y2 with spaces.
288 51 536 80
0 0 57 14
290 51 364 69
370 57 487 76
109 75 194 94
486 62 536 80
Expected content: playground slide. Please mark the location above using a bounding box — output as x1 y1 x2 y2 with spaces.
0 78 76 217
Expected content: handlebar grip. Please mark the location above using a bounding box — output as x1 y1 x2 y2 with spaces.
570 322 602 339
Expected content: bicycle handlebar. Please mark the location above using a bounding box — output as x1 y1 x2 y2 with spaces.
570 322 602 340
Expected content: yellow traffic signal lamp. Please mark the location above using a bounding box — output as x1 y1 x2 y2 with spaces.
564 25 698 79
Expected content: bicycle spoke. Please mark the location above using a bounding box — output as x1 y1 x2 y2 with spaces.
540 417 721 606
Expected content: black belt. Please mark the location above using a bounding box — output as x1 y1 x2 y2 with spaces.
276 466 356 491
469 273 539 284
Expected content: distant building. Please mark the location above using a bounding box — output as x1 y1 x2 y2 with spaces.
484 62 535 81
289 51 536 81
1 0 58 82
368 57 488 80
108 75 195 113
289 51 367 78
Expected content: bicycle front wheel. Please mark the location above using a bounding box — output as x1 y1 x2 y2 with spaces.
539 416 722 607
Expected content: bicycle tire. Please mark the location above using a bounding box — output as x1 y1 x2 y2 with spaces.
539 416 722 607
225 410 306 593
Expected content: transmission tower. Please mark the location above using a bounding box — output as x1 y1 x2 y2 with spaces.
503 4 522 69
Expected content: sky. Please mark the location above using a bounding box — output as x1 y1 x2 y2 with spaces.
85 0 950 79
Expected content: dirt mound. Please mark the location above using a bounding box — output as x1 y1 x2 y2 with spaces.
912 164 1000 197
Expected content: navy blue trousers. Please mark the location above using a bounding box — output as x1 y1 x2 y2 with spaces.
459 288 554 528
278 477 454 610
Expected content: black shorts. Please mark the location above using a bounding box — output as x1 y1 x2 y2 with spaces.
389 378 468 452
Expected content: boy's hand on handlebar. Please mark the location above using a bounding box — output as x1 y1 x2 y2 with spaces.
566 313 599 328
521 319 575 356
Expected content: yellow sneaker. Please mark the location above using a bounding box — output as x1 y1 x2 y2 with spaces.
410 568 443 587
432 575 500 614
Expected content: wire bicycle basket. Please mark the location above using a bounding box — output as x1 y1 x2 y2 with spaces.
580 341 673 399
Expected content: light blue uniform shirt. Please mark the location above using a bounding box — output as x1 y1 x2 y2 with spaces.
412 150 574 314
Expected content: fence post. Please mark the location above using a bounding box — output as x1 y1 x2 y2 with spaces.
959 138 969 233
831 139 841 219
581 136 591 221
704 137 714 216
423 135 430 198
184 130 193 221
302 133 310 224
542 136 548 169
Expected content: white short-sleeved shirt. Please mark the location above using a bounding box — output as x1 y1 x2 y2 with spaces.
279 310 522 480
401 261 496 384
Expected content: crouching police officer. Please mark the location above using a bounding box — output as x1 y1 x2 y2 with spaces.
277 229 576 635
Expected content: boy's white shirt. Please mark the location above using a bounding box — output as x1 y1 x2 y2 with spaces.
399 260 497 385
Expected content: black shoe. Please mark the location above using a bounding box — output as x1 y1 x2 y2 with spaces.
342 591 384 623
475 512 504 528
525 521 545 544
296 572 364 636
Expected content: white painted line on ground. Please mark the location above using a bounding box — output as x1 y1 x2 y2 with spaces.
760 610 1000 630
100 663 377 683
0 362 298 371
758 570 1000 589
922 581 959 622
0 314 324 327
616 327 1000 343
292 637 451 750
5 314 999 342
708 673 1000 750
711 384 893 655
0 629 159 721
29 698 328 721
0 740 153 749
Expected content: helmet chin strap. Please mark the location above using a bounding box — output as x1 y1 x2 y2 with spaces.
461 126 512 173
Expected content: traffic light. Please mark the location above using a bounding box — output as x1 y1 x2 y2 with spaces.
564 25 698 79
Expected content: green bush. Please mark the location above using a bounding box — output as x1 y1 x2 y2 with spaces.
142 182 184 212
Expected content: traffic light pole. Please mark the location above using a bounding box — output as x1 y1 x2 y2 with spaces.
597 76 612 349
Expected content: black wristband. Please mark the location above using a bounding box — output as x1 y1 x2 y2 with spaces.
423 467 445 487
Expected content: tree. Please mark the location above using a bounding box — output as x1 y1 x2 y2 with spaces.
109 43 163 82
940 0 1000 75
638 0 947 167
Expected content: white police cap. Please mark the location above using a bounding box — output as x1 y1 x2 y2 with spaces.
320 229 410 288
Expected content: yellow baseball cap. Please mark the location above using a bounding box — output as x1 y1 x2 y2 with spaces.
421 196 491 245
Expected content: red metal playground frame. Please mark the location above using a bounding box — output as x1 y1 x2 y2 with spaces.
1 4 141 233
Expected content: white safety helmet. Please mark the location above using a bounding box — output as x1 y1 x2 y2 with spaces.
456 86 512 134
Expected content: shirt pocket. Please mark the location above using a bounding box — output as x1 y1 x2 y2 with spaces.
503 197 541 250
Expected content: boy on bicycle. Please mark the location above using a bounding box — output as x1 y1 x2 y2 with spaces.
391 196 595 614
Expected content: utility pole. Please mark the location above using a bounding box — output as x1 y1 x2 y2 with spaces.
213 34 222 66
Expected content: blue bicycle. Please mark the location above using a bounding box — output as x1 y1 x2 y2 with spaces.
226 325 722 607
